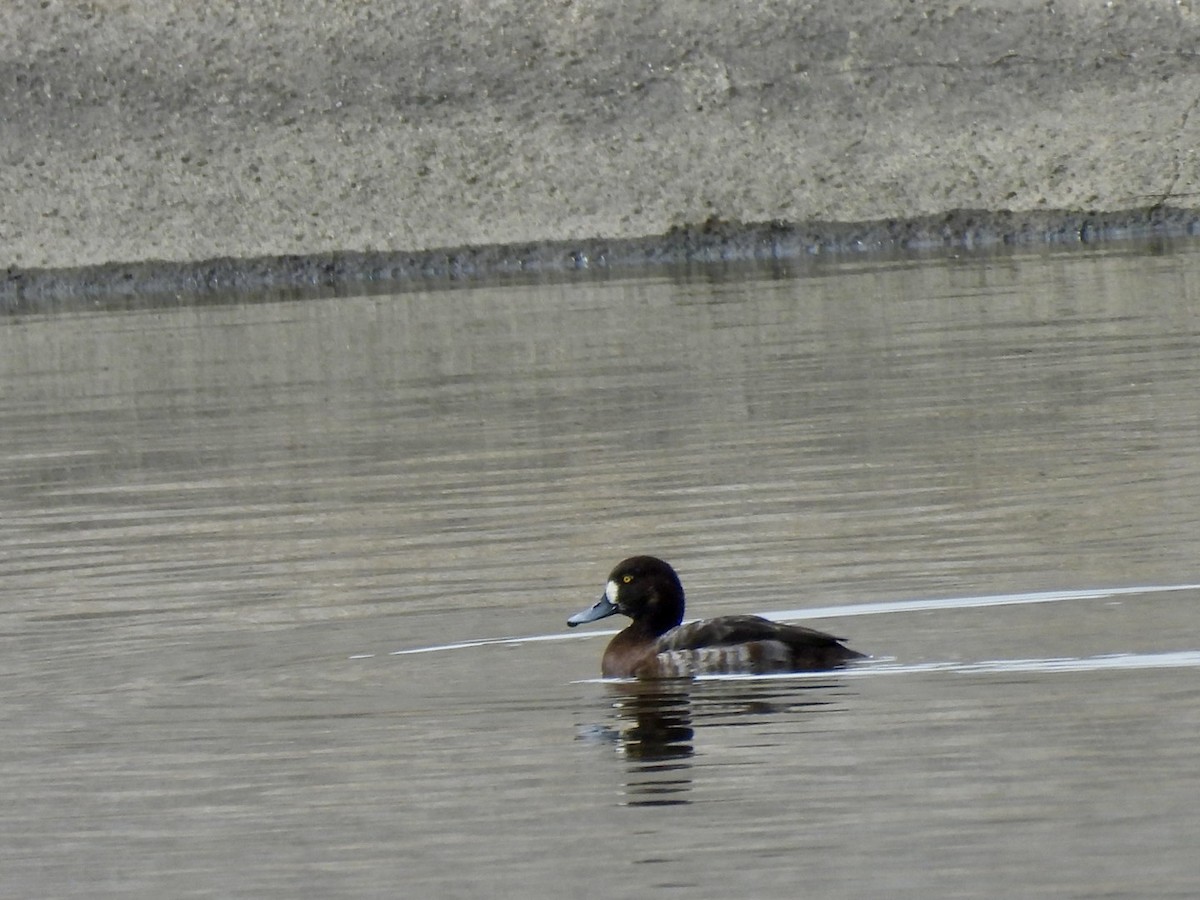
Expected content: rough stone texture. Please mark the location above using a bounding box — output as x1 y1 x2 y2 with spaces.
3 0 1200 284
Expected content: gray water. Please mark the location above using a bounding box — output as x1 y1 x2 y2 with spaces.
3 243 1200 897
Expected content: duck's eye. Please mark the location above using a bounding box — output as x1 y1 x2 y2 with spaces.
622 574 633 583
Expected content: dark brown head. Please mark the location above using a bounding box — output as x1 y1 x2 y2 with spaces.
567 555 686 637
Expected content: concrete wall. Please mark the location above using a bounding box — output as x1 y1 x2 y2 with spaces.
4 0 1200 279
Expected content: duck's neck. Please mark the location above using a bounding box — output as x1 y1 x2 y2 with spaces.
617 617 663 643
638 593 685 637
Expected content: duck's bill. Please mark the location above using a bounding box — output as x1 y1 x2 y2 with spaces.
567 595 619 627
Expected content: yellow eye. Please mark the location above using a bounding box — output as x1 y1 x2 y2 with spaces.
622 574 633 583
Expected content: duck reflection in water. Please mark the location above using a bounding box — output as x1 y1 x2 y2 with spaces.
591 680 693 808
581 678 850 808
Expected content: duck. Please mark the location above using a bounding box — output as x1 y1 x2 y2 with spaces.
567 555 866 678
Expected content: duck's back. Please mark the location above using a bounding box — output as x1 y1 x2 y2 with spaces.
644 614 864 677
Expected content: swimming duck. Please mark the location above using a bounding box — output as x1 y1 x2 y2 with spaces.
567 555 865 678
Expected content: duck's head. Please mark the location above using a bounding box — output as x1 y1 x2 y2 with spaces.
567 555 686 634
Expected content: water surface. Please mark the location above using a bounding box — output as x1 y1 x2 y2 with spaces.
3 243 1200 897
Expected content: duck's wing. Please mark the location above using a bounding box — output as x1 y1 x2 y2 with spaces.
655 615 851 653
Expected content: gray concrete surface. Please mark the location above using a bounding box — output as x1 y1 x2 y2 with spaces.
4 0 1200 298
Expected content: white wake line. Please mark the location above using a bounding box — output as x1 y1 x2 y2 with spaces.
655 649 1200 682
376 631 603 658
863 650 1200 676
365 582 1200 659
767 582 1200 621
